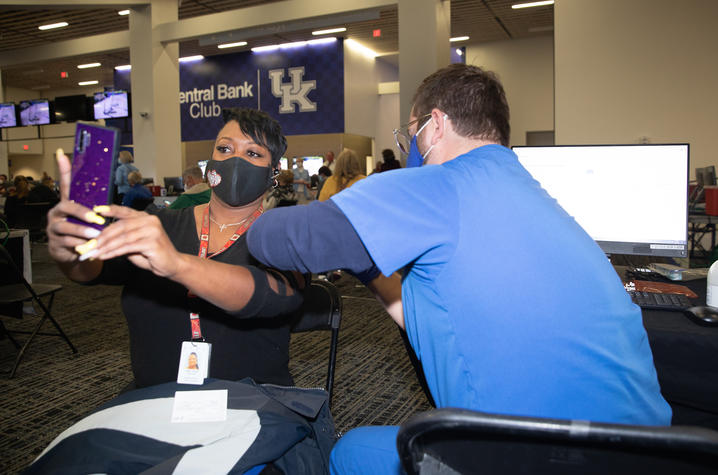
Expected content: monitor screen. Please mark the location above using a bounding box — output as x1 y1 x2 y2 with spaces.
54 94 90 123
513 144 689 258
0 102 18 128
93 90 129 119
163 176 184 195
19 99 51 126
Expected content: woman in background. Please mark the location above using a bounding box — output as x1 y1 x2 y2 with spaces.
318 148 366 201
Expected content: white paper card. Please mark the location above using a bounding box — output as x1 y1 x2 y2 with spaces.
171 389 228 423
177 341 212 385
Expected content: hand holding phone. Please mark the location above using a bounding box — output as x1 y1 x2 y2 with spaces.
68 123 120 230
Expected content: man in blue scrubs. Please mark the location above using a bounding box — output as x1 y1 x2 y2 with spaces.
247 64 671 474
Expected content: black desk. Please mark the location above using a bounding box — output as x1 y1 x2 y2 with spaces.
617 267 718 428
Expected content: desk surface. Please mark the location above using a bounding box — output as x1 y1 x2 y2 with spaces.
615 265 718 427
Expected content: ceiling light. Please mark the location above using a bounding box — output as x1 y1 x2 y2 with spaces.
512 1 554 9
252 37 336 53
345 39 377 59
78 80 99 86
77 62 101 69
450 36 470 42
118 10 130 15
456 48 464 56
312 27 346 36
115 64 131 71
218 41 248 49
38 22 68 31
179 55 204 63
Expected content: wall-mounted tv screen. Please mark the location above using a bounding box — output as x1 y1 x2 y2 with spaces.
19 99 51 126
93 90 129 119
54 94 90 123
0 102 18 128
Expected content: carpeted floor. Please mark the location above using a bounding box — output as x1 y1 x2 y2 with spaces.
0 243 431 474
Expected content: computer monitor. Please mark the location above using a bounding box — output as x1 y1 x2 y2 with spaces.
0 102 19 128
93 90 129 119
19 99 51 126
163 176 184 195
53 94 90 123
513 144 689 258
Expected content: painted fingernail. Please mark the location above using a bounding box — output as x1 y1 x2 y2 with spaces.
56 148 64 158
75 239 98 255
93 205 111 214
84 228 101 239
78 248 99 262
84 212 106 225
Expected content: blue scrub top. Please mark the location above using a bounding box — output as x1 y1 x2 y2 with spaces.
333 144 671 426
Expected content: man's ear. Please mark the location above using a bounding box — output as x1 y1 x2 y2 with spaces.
429 108 447 145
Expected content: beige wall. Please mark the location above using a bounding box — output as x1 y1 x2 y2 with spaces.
466 35 554 147
555 0 718 177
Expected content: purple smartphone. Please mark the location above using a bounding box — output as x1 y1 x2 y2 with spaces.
68 123 120 230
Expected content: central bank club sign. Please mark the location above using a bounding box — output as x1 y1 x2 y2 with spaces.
115 39 344 141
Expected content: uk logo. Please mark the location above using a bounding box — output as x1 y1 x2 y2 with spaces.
268 67 317 114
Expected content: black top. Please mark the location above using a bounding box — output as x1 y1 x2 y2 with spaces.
96 207 300 388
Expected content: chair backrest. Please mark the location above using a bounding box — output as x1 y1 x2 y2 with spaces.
290 279 343 404
397 408 718 475
130 197 155 211
0 243 26 317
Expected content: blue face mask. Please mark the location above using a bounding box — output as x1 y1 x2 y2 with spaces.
406 135 424 168
405 117 436 168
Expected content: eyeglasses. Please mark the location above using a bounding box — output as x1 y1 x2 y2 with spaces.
393 113 432 155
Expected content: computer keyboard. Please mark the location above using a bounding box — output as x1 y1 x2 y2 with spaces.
628 290 692 311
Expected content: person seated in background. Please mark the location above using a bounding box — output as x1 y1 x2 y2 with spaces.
315 166 332 198
115 150 138 204
27 175 60 204
264 170 298 210
379 148 401 172
245 63 671 474
0 173 9 197
46 107 305 390
317 148 366 202
121 171 153 209
3 175 30 227
169 165 210 210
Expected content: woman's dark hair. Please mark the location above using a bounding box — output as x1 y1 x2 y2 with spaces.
318 166 332 177
221 108 288 168
382 149 396 162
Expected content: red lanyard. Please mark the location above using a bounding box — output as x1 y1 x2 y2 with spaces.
188 205 263 341
197 204 263 259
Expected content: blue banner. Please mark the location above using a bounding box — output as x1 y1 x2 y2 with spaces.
115 39 344 141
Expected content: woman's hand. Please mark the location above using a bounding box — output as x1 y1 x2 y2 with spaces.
86 205 185 279
46 149 106 266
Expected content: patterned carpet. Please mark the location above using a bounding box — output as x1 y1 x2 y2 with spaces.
0 243 431 473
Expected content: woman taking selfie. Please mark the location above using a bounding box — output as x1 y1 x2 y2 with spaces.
46 108 304 389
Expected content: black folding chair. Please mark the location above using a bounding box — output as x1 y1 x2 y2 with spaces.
290 279 343 407
0 243 77 378
397 408 718 475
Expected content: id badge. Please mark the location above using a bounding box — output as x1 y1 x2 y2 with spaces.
177 341 212 385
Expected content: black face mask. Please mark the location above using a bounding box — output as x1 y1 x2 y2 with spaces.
205 157 272 207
